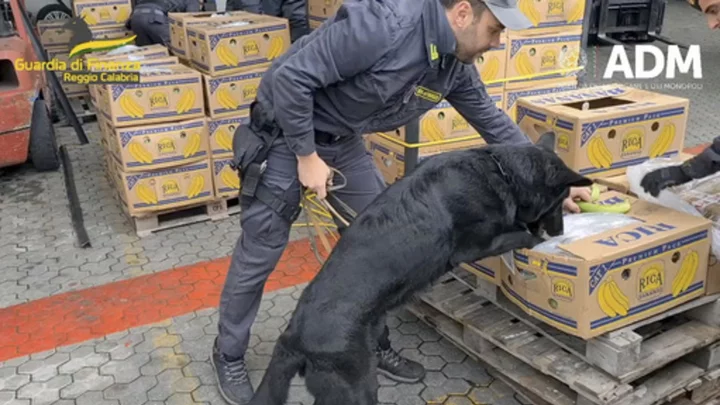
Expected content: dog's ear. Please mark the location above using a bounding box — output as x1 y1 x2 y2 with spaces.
555 165 593 188
536 130 556 153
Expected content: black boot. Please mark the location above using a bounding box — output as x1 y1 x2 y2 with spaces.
212 338 254 405
376 346 426 383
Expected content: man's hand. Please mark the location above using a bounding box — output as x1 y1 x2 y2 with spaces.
640 166 691 197
297 152 332 199
563 186 592 213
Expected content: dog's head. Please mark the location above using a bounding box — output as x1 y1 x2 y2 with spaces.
496 131 593 237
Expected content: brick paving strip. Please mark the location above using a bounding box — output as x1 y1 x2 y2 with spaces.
0 144 708 363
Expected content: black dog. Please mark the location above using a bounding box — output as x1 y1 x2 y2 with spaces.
248 132 593 405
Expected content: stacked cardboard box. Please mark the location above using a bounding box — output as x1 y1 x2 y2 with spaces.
176 13 291 199
84 47 216 218
167 11 251 63
72 0 134 40
36 20 90 99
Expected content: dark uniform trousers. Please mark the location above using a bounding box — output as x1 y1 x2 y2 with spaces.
129 4 171 46
225 0 309 42
217 132 389 359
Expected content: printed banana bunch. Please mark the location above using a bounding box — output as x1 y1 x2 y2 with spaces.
136 183 158 205
120 94 145 118
115 7 130 23
217 43 239 66
649 123 676 158
128 141 153 164
217 88 239 110
221 169 241 189
187 175 205 199
182 133 202 158
577 184 632 213
176 89 196 114
267 37 286 60
598 277 630 317
515 51 535 77
421 116 445 142
587 136 613 169
480 56 500 82
672 250 699 297
215 128 233 151
519 0 540 26
81 9 98 25
567 0 585 23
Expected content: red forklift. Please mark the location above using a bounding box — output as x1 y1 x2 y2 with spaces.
0 0 58 171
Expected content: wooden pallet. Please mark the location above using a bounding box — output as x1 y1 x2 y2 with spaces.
452 267 720 382
56 94 96 124
408 274 720 405
129 196 241 237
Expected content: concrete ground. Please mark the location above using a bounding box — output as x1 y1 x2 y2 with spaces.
1 1 719 404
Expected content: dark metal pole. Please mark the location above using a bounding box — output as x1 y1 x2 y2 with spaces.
60 145 91 248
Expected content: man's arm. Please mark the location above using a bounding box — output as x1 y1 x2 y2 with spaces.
271 3 394 156
445 64 531 145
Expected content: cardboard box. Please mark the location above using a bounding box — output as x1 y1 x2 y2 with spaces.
87 53 177 103
308 0 342 28
203 68 265 118
84 44 169 63
45 47 89 98
505 26 582 85
37 21 72 49
187 16 291 76
459 256 504 285
90 26 134 40
515 84 690 178
501 190 711 339
74 0 132 27
207 113 250 157
111 158 215 216
365 132 486 185
168 12 251 60
101 117 209 172
212 156 240 198
475 33 507 91
517 0 586 29
504 77 577 122
99 64 204 127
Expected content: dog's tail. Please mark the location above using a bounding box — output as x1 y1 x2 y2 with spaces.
248 337 305 405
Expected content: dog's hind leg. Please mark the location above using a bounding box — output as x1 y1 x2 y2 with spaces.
305 356 378 405
247 336 304 405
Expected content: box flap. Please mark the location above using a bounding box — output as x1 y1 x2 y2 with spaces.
520 84 632 107
557 191 711 260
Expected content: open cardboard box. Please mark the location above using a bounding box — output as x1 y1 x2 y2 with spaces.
517 84 690 179
499 190 711 339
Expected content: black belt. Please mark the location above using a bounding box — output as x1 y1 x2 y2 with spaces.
315 131 344 146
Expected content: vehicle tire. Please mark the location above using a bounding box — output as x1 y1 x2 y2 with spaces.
34 4 72 24
30 98 60 172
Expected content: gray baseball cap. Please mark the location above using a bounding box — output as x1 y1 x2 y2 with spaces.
485 0 534 30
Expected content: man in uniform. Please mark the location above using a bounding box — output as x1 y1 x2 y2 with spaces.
640 0 719 196
127 0 201 46
212 0 592 404
225 0 309 42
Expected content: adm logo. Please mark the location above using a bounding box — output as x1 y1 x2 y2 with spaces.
64 17 137 59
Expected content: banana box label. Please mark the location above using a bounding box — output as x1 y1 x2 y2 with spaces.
204 68 266 118
37 21 73 48
101 65 204 127
501 190 711 339
212 157 241 198
208 114 250 157
187 16 291 76
504 78 578 122
106 118 209 172
518 0 585 28
515 84 690 177
90 26 134 40
474 34 507 89
506 27 582 84
73 0 132 27
114 159 214 215
168 12 254 60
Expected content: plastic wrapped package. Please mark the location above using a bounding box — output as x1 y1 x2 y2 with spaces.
501 213 644 273
626 158 720 257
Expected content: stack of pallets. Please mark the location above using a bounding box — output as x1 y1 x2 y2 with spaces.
409 269 720 405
